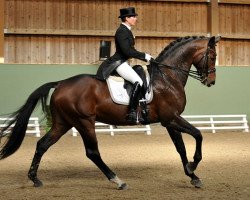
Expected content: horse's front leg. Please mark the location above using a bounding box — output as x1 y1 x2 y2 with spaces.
169 115 203 170
166 127 202 188
166 115 203 186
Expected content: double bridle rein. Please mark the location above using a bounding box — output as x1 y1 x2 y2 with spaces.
150 44 217 83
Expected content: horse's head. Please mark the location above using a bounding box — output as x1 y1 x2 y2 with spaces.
193 36 221 87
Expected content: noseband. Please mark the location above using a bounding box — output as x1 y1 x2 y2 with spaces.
197 46 217 76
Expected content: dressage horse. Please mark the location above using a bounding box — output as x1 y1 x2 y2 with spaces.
0 36 221 189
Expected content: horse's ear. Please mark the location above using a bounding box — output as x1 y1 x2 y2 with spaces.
208 36 215 47
215 36 221 43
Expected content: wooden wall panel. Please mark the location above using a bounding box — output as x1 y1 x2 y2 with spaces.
5 35 114 64
4 0 208 64
217 3 250 66
3 0 250 66
4 35 173 64
219 4 250 38
5 0 208 34
218 39 250 66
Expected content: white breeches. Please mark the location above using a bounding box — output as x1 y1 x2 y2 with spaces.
116 62 143 86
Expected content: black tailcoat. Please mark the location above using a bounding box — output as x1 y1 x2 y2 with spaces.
96 24 146 80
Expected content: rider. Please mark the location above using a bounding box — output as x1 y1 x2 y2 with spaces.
96 7 153 123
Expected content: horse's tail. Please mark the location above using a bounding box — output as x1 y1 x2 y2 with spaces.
0 81 58 160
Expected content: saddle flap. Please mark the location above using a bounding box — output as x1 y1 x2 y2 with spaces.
106 73 153 105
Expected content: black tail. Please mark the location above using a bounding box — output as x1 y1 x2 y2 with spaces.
0 82 58 159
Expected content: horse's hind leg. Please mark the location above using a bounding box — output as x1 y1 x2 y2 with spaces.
28 123 70 187
76 119 127 190
167 127 202 188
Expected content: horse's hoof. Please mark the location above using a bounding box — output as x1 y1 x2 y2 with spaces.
118 183 128 190
110 176 127 190
33 179 43 187
190 178 203 188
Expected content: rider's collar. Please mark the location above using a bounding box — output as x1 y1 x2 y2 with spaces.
122 23 131 30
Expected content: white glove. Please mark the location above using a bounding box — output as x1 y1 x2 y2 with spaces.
145 53 152 62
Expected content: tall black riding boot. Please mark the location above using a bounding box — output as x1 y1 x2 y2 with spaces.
126 82 141 123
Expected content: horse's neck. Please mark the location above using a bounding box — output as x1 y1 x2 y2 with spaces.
160 59 192 87
154 41 198 87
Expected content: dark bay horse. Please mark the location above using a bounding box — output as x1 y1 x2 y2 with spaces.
0 36 221 189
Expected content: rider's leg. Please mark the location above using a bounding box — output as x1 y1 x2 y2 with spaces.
116 62 143 123
126 81 141 123
116 62 143 86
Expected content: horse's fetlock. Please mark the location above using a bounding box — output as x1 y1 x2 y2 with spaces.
28 172 36 180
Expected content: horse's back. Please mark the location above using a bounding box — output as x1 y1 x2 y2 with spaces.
59 74 96 86
51 74 109 112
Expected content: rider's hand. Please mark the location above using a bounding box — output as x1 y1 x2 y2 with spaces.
145 53 153 62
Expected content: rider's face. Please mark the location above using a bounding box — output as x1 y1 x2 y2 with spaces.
126 16 137 26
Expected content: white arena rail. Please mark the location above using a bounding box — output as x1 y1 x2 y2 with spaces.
72 122 151 136
72 114 249 136
182 114 249 133
1 115 248 138
0 117 41 137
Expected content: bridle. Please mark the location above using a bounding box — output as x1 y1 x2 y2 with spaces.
150 43 217 83
196 46 217 83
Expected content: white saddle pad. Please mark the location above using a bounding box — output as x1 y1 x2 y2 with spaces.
106 76 153 105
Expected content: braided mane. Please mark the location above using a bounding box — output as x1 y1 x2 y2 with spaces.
155 36 206 62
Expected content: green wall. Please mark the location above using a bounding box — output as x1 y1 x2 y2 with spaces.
0 64 98 122
184 67 250 121
0 64 250 122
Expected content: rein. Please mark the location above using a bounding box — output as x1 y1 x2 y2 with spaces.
151 60 203 81
147 60 201 93
149 44 217 83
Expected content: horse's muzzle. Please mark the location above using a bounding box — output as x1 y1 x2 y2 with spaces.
207 80 215 87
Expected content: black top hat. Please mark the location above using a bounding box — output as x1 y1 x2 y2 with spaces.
118 7 138 18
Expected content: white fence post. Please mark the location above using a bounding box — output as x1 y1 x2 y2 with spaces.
145 125 151 135
210 117 216 133
243 115 249 132
34 118 41 137
72 127 78 137
109 125 115 136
